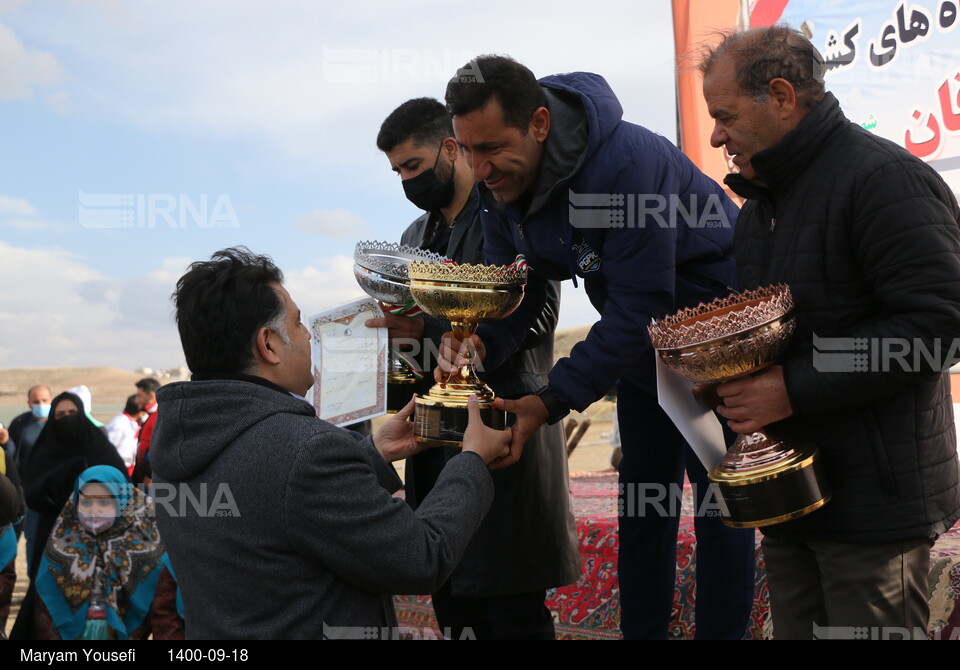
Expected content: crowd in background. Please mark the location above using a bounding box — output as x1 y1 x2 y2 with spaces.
0 379 183 640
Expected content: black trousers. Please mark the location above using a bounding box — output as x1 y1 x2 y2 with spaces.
431 581 555 640
616 385 756 639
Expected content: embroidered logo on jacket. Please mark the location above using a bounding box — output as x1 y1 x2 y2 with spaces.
573 241 601 273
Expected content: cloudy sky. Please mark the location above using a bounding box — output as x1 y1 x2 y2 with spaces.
0 0 685 370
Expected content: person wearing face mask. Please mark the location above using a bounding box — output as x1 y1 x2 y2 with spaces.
8 385 52 475
6 386 53 561
12 465 182 640
17 392 126 583
367 98 578 640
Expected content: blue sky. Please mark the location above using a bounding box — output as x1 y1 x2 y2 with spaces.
0 0 681 370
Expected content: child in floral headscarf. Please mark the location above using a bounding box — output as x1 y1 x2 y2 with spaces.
14 465 182 640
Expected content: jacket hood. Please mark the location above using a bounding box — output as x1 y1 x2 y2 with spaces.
539 72 624 163
152 379 315 481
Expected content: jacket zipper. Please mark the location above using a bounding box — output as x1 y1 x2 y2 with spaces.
759 198 776 282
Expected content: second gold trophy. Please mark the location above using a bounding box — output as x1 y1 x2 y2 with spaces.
408 259 527 446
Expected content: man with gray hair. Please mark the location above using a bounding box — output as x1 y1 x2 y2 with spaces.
700 25 960 639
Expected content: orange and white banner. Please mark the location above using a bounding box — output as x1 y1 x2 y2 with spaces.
672 0 743 193
672 0 960 198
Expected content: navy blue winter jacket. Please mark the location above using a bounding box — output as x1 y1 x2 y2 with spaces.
476 72 740 411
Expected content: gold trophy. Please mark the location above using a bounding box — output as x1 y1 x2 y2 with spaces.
647 284 831 528
353 241 451 413
407 259 527 446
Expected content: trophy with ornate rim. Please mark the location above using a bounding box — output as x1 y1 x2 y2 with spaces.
647 284 831 528
407 258 527 446
353 241 451 413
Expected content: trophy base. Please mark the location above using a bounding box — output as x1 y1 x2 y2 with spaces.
709 437 831 528
386 378 417 414
414 396 506 447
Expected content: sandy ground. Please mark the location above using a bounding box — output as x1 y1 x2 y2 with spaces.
0 366 158 427
0 366 151 406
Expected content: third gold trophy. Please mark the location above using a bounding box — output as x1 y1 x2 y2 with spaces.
647 284 831 528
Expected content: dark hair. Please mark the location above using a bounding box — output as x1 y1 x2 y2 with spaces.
699 25 826 110
135 378 160 394
123 395 140 415
172 247 286 374
445 55 547 132
377 98 453 152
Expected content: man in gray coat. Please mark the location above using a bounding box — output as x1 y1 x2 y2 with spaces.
369 98 579 639
152 247 510 639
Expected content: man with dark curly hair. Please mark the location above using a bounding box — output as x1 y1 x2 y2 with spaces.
442 54 755 640
152 247 512 639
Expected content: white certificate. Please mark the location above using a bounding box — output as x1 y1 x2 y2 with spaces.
308 297 387 426
655 355 727 470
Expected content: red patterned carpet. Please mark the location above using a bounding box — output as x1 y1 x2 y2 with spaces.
544 471 768 639
548 474 620 639
395 470 960 640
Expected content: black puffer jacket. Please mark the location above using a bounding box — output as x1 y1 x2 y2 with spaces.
399 193 580 597
727 92 960 543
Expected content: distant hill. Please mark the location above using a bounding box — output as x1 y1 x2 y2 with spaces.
554 325 590 363
0 366 151 409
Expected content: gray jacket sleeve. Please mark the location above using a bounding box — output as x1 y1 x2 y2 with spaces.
285 428 494 595
358 435 403 494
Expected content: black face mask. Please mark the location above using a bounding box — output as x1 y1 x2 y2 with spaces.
402 145 456 212
54 414 84 441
